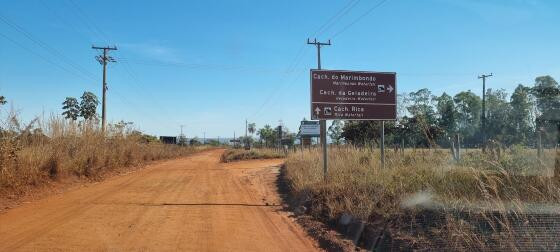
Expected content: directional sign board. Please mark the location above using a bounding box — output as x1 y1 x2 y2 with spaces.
299 120 320 137
310 70 396 120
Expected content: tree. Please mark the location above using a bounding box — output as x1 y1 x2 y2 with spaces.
257 125 275 147
62 97 80 121
283 132 297 147
434 92 457 135
532 76 560 116
79 91 99 120
454 90 482 146
207 139 220 146
531 76 560 145
407 88 438 147
484 89 512 143
0 95 6 106
189 137 201 145
248 123 256 135
509 84 534 144
341 121 382 146
238 136 254 146
328 120 344 145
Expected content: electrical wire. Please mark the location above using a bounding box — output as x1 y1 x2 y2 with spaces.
331 0 390 38
65 0 112 43
315 0 361 38
246 1 366 121
0 32 93 82
39 0 94 45
0 13 98 81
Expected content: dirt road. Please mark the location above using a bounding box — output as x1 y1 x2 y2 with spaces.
0 149 318 251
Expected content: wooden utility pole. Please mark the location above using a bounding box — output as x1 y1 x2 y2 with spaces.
307 38 331 179
92 45 117 131
478 73 492 149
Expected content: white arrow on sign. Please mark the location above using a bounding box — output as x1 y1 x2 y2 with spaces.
387 85 394 93
315 106 321 115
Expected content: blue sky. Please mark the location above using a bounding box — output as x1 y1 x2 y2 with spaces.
1 0 559 138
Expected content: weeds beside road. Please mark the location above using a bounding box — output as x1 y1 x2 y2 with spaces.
0 116 207 203
284 146 560 250
220 148 286 163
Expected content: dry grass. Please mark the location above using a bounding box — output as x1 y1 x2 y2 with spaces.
284 145 560 250
0 114 207 197
220 148 286 163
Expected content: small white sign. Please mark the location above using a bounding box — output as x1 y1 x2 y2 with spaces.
300 121 320 137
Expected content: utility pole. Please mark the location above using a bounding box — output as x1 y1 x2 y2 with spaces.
92 45 117 131
245 119 248 149
307 38 331 179
179 125 185 146
478 73 492 149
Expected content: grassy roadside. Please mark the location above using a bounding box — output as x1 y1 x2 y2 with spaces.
220 148 286 163
0 116 209 201
283 146 559 250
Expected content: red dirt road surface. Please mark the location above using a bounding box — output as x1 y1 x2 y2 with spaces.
0 149 319 251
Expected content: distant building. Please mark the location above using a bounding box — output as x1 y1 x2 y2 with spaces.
159 136 177 144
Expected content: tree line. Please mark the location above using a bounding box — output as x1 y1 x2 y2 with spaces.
339 75 559 148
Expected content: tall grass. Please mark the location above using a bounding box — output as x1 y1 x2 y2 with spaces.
284 146 560 250
0 114 204 196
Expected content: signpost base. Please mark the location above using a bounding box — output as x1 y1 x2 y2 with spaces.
320 120 328 180
381 121 385 169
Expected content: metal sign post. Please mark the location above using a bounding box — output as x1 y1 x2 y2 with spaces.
307 38 330 179
381 121 385 169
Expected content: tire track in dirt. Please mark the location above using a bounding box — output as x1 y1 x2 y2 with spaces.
0 149 318 251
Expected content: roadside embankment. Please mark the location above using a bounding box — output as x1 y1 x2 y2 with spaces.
282 146 560 251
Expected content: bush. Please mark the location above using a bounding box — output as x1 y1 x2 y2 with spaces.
220 148 285 163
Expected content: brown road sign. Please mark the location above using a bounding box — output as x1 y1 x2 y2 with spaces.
310 69 396 120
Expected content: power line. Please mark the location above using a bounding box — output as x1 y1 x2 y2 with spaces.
1 10 161 133
331 0 389 38
315 0 361 37
37 3 167 128
247 1 369 120
251 68 308 120
247 49 310 120
0 32 93 82
39 0 93 44
66 0 111 43
39 2 177 132
0 13 98 81
115 57 182 125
